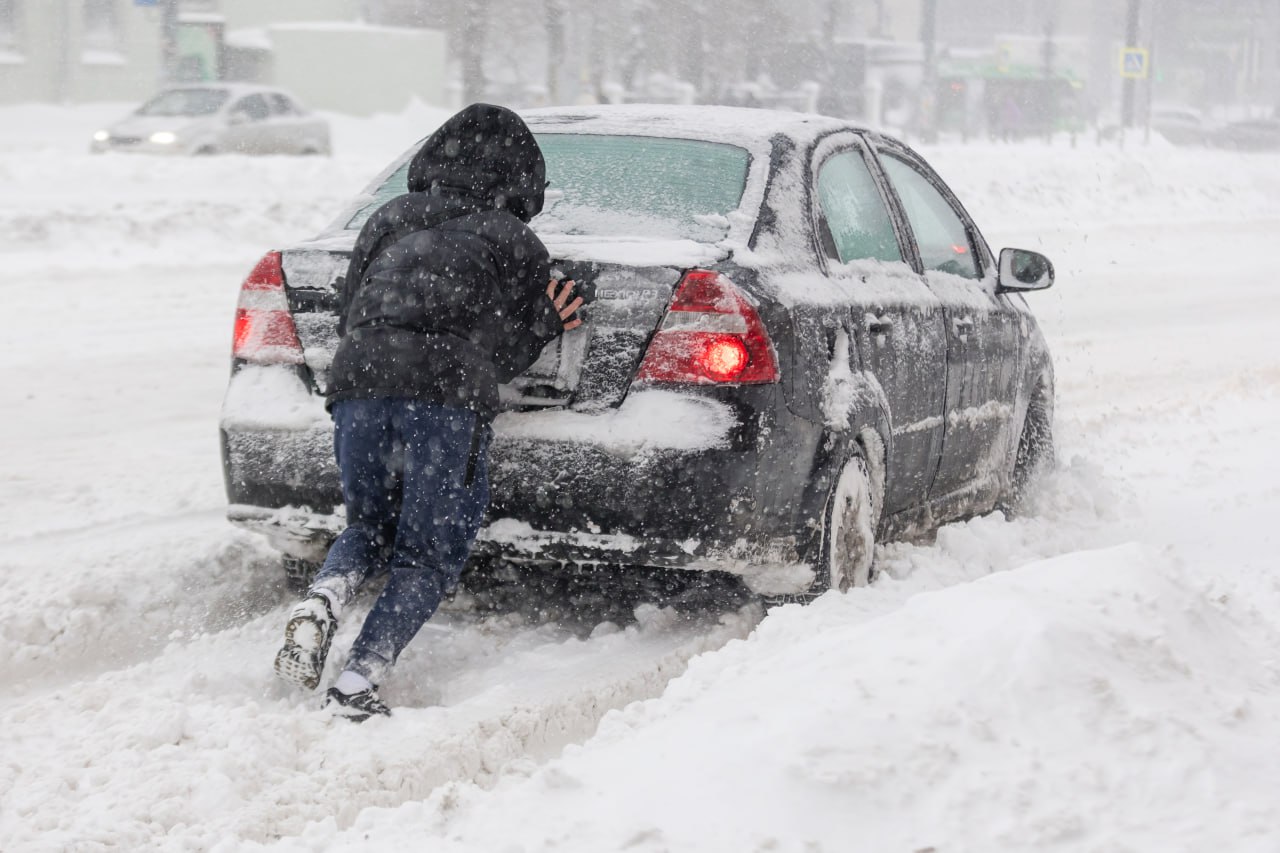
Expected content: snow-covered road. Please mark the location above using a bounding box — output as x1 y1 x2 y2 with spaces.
1 105 1278 851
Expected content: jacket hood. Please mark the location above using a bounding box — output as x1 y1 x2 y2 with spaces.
407 103 546 222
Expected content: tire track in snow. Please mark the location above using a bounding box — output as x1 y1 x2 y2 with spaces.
0 515 282 695
0 588 759 850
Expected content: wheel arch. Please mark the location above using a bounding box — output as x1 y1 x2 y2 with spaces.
794 379 893 579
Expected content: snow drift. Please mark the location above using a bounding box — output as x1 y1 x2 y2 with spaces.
274 545 1280 852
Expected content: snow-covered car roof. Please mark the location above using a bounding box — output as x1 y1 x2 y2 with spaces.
310 105 873 252
522 104 865 152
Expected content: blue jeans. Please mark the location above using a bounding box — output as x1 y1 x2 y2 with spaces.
310 398 490 686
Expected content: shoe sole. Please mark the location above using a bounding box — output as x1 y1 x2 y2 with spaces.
326 700 390 723
273 612 333 691
330 708 374 723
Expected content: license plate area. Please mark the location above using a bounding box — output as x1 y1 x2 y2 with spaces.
499 328 590 409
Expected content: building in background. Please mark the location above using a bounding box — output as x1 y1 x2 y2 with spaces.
0 0 164 104
0 0 448 114
1151 0 1280 116
924 0 1280 135
1 0 1275 125
217 0 446 115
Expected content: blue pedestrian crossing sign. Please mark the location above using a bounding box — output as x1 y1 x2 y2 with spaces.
1120 47 1149 79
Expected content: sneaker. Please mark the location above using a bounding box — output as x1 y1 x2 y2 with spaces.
273 594 336 691
324 686 392 722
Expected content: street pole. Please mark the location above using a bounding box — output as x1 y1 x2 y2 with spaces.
1143 1 1159 145
545 0 565 105
1042 18 1056 143
162 0 179 84
1120 0 1140 129
920 0 938 142
54 0 72 102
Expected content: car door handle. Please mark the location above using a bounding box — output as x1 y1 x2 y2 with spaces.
952 316 975 337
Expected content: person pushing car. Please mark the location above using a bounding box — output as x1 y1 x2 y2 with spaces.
273 103 582 720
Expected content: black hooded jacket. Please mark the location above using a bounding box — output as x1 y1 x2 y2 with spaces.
326 104 563 420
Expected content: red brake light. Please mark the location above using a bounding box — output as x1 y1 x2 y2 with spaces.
636 270 779 385
700 335 750 381
231 251 305 365
241 252 286 290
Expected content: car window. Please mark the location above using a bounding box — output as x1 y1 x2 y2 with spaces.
268 94 296 116
136 88 228 117
233 95 270 122
346 134 751 243
815 150 902 264
880 154 979 279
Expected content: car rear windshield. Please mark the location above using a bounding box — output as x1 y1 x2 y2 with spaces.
136 89 229 117
346 134 751 243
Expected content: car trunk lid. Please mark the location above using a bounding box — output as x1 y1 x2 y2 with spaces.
281 238 728 412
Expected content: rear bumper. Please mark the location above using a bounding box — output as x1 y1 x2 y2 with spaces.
226 501 814 595
222 426 341 512
222 380 821 595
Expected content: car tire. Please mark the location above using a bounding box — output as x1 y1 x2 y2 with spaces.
194 145 217 156
282 555 321 595
1003 380 1055 516
762 436 885 609
820 447 883 593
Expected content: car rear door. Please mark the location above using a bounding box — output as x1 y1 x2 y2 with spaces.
264 93 301 153
225 94 272 153
810 134 948 515
874 146 1021 504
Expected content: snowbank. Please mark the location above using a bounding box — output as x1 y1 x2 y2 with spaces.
922 140 1280 235
265 545 1280 852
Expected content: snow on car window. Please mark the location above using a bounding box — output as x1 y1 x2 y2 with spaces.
346 134 750 243
136 89 229 117
816 150 902 264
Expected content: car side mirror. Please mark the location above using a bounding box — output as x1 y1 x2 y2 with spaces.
997 248 1054 292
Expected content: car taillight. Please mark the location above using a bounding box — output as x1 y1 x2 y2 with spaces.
231 251 304 365
635 270 779 385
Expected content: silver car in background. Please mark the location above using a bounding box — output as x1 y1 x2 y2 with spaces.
90 83 331 156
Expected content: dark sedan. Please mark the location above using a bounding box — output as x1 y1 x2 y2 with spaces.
220 105 1056 599
1213 117 1280 151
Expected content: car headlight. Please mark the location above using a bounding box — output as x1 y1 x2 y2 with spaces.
93 130 109 142
149 131 178 145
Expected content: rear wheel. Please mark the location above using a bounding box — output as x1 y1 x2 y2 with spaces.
763 439 885 609
822 452 882 592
